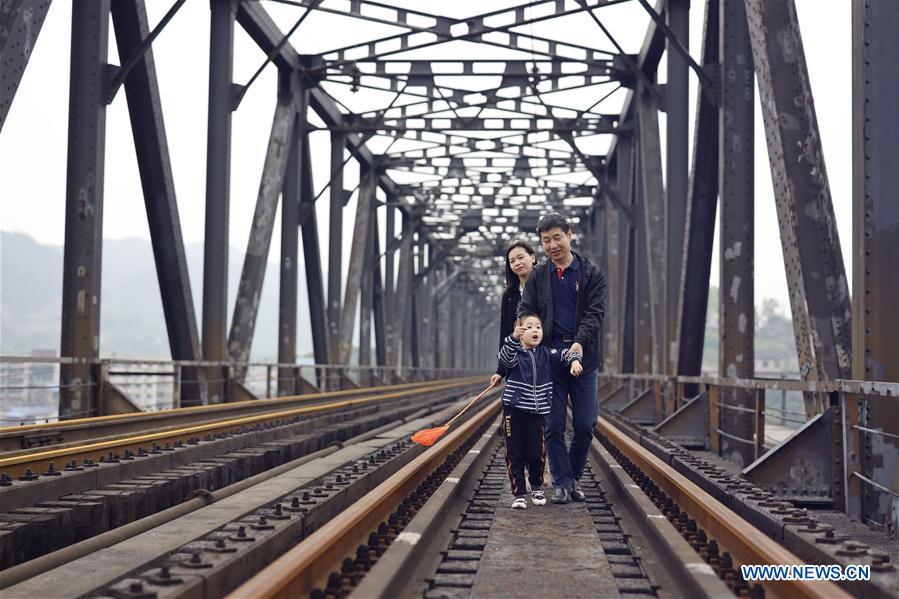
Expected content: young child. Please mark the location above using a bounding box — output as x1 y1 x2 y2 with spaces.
497 312 583 509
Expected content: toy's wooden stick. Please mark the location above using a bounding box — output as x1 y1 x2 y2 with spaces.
411 382 497 446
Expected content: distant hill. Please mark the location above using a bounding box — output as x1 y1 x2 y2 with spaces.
0 231 313 361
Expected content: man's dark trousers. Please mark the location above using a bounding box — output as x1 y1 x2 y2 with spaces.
545 358 598 490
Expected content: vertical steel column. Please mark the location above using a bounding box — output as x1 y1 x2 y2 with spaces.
59 0 110 419
718 0 755 467
298 128 330 372
636 88 667 373
110 0 204 404
632 146 653 375
746 0 852 414
383 202 397 368
852 2 899 383
338 167 375 365
604 181 621 373
0 0 51 130
409 239 420 369
619 137 637 374
395 213 413 372
850 0 899 525
415 239 430 368
359 173 375 381
665 0 690 375
202 0 237 403
676 0 719 382
371 206 387 373
229 72 296 376
327 131 346 365
279 79 310 395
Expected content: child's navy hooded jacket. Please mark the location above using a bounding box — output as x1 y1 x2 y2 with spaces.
497 334 580 414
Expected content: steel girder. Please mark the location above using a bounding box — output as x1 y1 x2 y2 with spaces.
228 73 299 376
0 0 50 130
675 0 719 384
664 0 689 375
338 168 376 365
297 126 330 370
59 0 111 419
279 105 302 396
636 86 666 374
718 0 756 467
849 0 899 527
371 209 388 371
110 0 204 405
330 116 622 135
851 2 899 384
745 0 852 413
327 131 346 365
202 0 238 403
632 142 653 375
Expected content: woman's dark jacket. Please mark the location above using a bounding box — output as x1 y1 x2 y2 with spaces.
518 251 606 373
494 286 521 377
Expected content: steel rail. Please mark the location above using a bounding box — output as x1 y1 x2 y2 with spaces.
0 378 481 479
597 417 851 599
228 396 503 598
0 378 467 455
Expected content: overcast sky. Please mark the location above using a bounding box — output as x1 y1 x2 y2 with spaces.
0 0 852 315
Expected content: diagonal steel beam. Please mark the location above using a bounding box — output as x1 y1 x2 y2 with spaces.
0 0 51 130
746 0 852 410
298 122 330 368
338 168 377 365
110 0 203 404
228 75 298 374
675 0 719 381
636 85 667 374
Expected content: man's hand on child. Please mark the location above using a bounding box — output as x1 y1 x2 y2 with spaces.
569 342 583 356
570 361 583 377
489 374 502 388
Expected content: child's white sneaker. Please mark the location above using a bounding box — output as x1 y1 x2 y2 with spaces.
531 489 546 506
511 496 527 509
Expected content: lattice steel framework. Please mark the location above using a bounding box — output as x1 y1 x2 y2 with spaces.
1 0 897 527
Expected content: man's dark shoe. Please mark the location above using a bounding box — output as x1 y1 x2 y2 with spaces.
570 479 586 502
551 487 569 504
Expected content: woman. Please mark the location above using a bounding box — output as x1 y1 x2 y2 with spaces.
490 240 537 387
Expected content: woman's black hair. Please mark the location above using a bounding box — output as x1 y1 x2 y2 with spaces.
504 240 536 290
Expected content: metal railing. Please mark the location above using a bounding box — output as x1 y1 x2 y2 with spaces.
0 355 483 425
599 371 899 530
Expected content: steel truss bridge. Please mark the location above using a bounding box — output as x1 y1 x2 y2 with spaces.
0 0 897 586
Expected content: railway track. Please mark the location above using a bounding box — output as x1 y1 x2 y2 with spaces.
0 387 891 598
217 413 849 598
0 379 483 571
0 378 480 479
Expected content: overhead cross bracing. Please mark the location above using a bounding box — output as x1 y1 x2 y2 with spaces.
258 0 640 274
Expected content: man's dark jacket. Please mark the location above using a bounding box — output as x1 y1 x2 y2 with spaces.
518 251 606 373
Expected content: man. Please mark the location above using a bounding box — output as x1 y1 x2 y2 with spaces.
519 212 606 504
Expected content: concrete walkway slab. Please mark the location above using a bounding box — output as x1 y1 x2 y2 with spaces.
470 473 619 598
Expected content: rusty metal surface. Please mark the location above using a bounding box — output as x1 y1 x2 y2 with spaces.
598 416 850 598
227 396 502 598
0 378 472 454
745 0 852 407
0 379 481 479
